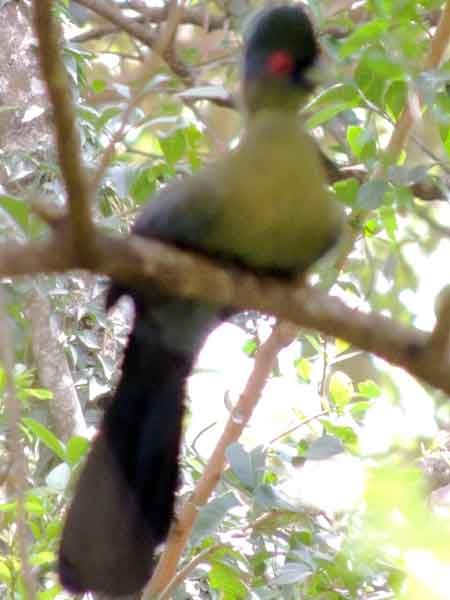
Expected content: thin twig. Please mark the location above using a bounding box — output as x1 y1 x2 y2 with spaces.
158 544 223 600
269 410 329 445
319 337 329 397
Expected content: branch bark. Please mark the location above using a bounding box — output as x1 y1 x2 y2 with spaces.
24 285 87 441
0 225 448 391
74 0 192 79
70 4 226 44
33 1 94 261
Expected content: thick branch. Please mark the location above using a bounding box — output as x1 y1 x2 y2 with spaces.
1 229 449 395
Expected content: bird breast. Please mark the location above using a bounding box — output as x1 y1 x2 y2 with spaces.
203 112 342 274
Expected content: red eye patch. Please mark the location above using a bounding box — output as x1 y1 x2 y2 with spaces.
266 50 294 76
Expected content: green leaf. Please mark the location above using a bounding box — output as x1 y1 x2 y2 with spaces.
355 51 389 107
388 165 429 186
296 357 312 382
29 551 56 567
305 435 344 460
350 400 372 419
130 167 157 204
357 380 381 398
77 105 100 125
159 129 186 164
22 418 65 460
191 492 239 545
242 339 257 357
24 496 45 516
321 420 358 447
65 436 90 465
272 562 313 585
226 443 265 489
91 79 107 94
340 20 389 58
307 104 357 129
335 338 351 354
385 80 407 120
45 520 62 541
25 388 53 401
0 560 11 584
97 107 122 132
357 180 388 210
329 371 353 409
380 205 398 241
0 501 16 513
309 84 360 109
346 126 376 161
0 195 31 234
208 561 247 599
253 485 298 511
333 178 360 207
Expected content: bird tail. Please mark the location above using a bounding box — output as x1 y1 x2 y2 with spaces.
59 312 196 596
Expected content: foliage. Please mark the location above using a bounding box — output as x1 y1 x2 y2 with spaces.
1 0 450 599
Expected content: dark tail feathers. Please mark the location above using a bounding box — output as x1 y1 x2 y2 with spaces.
59 313 195 596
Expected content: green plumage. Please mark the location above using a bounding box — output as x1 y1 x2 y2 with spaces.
137 110 341 275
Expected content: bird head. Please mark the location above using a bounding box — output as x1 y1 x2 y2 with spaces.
242 5 320 115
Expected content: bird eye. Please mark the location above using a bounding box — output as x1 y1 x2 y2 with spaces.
266 50 294 77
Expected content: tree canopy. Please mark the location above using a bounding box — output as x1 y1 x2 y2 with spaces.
0 1 450 599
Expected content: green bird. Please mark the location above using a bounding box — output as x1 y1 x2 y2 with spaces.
59 4 343 596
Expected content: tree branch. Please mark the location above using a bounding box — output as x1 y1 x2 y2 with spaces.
33 1 94 261
74 0 192 79
145 323 293 596
123 1 226 31
70 4 226 43
157 544 223 600
0 224 448 392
